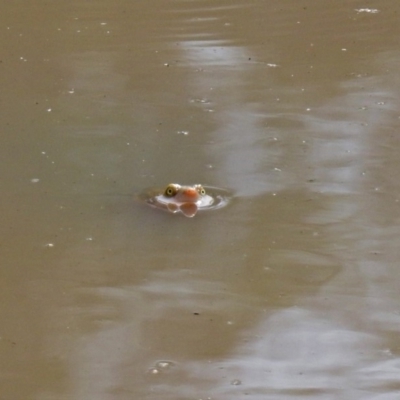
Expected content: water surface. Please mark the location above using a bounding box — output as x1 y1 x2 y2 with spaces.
1 1 400 399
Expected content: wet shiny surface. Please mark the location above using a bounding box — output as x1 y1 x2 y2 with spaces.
1 1 400 399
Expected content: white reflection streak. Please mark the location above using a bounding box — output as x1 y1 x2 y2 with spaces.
69 287 144 399
225 308 377 396
176 38 400 397
180 39 276 197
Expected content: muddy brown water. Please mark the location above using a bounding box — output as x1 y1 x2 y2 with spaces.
1 1 400 399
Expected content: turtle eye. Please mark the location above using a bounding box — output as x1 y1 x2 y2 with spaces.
197 186 206 196
164 184 177 197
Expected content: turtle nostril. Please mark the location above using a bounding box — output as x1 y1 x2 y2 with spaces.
183 188 197 197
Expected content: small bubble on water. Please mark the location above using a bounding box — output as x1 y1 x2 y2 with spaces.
381 348 393 357
190 98 210 104
149 368 159 374
355 8 379 13
148 361 174 374
156 361 174 369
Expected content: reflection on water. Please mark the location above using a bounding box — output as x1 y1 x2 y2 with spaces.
1 0 400 399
